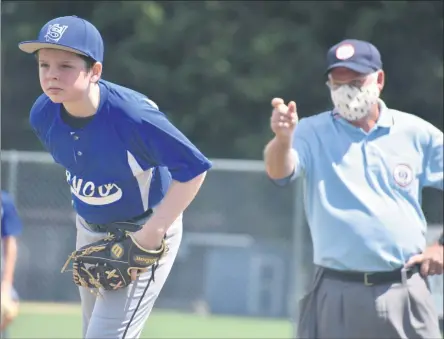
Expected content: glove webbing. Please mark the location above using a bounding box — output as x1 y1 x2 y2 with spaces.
61 233 123 297
61 233 118 272
72 262 122 295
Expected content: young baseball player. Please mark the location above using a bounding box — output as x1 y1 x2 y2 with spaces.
18 15 212 339
1 191 23 338
264 39 443 338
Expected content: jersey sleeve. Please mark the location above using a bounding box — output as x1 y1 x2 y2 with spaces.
124 98 212 182
421 122 443 190
272 118 312 187
1 192 23 238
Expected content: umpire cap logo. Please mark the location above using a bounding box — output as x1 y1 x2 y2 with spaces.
393 164 414 187
111 243 124 259
336 44 355 60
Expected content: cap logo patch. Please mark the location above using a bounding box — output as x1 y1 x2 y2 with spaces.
336 44 355 60
45 24 68 43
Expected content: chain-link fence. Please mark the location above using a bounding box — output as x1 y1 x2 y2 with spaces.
1 150 443 320
1 150 305 319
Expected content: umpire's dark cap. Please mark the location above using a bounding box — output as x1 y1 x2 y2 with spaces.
326 39 382 75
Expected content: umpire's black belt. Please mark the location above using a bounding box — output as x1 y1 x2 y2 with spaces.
84 208 153 233
322 265 420 286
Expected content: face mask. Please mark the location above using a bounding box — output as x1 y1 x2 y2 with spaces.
330 80 380 121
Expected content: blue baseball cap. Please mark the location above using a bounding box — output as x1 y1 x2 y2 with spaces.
18 15 104 63
325 39 382 75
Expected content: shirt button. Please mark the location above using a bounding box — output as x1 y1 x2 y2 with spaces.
77 151 83 156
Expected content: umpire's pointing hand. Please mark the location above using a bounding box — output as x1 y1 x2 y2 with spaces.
270 98 298 140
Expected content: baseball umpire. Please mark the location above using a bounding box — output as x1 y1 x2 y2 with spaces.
18 16 212 339
1 191 23 338
264 39 443 338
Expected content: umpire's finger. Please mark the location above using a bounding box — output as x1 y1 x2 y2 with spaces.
287 101 297 115
271 113 297 125
405 253 424 268
271 98 285 108
420 259 431 277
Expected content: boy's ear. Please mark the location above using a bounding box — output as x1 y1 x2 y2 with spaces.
90 62 102 83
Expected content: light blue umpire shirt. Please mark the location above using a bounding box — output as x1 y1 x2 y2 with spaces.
275 100 443 272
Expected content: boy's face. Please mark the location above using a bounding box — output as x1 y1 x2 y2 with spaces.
37 48 95 103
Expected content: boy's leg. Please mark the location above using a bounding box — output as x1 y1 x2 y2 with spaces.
75 216 101 337
75 215 182 339
78 286 97 337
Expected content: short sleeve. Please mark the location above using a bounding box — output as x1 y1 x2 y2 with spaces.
272 118 311 187
1 192 23 238
124 99 212 182
421 123 443 190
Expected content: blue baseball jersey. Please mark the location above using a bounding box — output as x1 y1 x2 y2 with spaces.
1 191 23 238
275 100 443 271
29 80 212 224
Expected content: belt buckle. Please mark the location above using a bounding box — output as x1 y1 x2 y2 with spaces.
364 273 373 286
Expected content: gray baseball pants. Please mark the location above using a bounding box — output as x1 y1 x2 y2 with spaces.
297 266 442 339
75 214 183 339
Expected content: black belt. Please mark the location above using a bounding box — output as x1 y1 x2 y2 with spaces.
322 265 420 286
85 208 153 233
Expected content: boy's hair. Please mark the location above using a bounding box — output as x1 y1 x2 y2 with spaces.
34 50 97 71
78 54 97 71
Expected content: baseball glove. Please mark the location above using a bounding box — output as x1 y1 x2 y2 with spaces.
61 231 167 294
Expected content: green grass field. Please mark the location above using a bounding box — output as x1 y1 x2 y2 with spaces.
8 302 293 338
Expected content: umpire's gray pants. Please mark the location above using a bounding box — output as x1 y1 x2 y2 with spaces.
75 214 183 339
297 267 442 339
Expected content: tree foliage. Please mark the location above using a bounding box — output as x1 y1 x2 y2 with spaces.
2 1 442 158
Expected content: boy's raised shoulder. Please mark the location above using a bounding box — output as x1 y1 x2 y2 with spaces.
29 93 56 129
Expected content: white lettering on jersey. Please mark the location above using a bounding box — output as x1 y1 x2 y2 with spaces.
65 171 123 206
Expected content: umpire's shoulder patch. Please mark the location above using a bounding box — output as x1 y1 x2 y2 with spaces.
110 243 124 259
